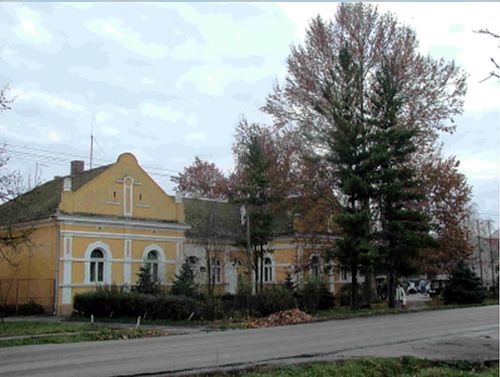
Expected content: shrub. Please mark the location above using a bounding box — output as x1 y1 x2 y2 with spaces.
17 301 45 315
134 266 161 295
339 283 363 307
442 261 486 305
250 286 297 317
74 287 215 320
0 303 15 317
170 260 197 298
297 278 335 313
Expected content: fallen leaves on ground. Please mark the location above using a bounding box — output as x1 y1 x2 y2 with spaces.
248 309 313 328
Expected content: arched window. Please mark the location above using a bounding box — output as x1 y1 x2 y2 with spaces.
263 257 273 283
146 250 159 282
310 255 321 278
90 249 104 283
210 258 221 284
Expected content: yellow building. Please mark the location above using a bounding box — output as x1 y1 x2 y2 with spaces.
0 153 188 315
0 152 351 315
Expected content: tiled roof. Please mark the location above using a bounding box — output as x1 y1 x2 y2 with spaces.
0 164 110 225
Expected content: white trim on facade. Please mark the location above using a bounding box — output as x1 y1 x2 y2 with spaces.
123 239 132 286
62 236 73 304
83 241 113 284
123 176 134 217
61 230 185 242
142 244 167 283
56 214 191 231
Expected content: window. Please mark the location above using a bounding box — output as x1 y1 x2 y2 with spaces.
310 255 321 278
341 267 349 281
263 257 273 283
146 250 159 282
210 258 221 284
90 249 104 283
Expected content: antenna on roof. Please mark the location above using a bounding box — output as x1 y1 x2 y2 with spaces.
90 113 94 170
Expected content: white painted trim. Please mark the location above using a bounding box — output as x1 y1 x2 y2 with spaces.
262 253 276 284
63 237 73 257
61 230 185 242
106 201 121 206
62 287 72 305
123 176 134 217
60 282 174 288
123 239 132 286
83 241 113 284
61 257 176 264
136 204 150 208
56 214 191 231
142 244 167 283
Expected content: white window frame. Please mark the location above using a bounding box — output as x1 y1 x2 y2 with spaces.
263 257 273 283
84 241 112 284
142 245 166 283
310 255 322 278
210 258 221 285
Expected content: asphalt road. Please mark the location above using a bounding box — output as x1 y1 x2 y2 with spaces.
0 306 497 377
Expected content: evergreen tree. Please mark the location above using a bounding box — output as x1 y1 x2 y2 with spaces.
135 265 161 294
369 62 435 307
319 46 374 309
443 260 486 305
170 259 197 297
238 132 274 293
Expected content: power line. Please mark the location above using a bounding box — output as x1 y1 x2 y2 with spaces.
4 142 180 174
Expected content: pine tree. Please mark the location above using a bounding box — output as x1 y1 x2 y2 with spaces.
170 259 197 297
320 46 374 309
238 133 274 293
135 265 161 294
443 260 486 304
369 62 435 307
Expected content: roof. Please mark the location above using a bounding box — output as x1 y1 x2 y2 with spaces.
0 164 110 225
182 197 295 240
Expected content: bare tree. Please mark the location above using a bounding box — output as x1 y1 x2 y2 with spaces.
184 199 237 299
475 29 500 82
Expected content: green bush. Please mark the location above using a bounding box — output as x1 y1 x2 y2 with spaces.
74 287 216 320
250 286 297 317
0 303 15 317
443 261 486 305
170 260 197 298
339 283 363 307
17 301 45 315
297 278 335 313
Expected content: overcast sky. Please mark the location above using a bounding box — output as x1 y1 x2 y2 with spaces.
0 2 498 227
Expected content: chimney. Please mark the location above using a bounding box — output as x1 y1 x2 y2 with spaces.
71 160 84 175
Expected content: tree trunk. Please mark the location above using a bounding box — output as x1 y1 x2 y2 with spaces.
363 267 372 307
259 245 264 293
388 270 396 308
351 263 358 309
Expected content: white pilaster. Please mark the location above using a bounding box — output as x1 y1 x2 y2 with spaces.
62 237 73 304
123 239 132 286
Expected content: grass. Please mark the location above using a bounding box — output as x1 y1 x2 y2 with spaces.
0 321 166 348
314 298 499 321
0 321 95 337
201 357 499 377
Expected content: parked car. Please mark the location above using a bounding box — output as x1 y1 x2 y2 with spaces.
406 281 418 294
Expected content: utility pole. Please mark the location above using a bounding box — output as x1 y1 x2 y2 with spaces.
90 114 95 170
476 219 483 282
486 220 495 287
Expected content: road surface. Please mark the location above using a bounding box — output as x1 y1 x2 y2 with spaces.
0 306 497 377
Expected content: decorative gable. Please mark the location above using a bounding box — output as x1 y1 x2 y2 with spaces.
59 153 184 223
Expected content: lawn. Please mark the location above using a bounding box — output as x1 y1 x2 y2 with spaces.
202 357 499 377
0 321 165 347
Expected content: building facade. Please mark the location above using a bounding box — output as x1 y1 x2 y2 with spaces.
0 152 352 315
